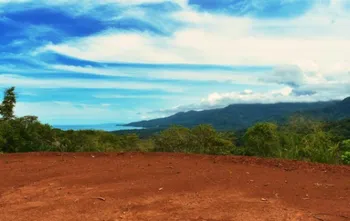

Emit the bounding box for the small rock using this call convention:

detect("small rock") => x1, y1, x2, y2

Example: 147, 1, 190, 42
261, 198, 268, 201
159, 187, 163, 191
93, 197, 106, 201
302, 194, 310, 200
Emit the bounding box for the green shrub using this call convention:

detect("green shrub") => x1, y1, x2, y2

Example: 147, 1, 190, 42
277, 116, 341, 163
153, 124, 235, 154
243, 122, 280, 157
153, 125, 192, 153
340, 140, 350, 152
190, 124, 235, 155
341, 152, 350, 165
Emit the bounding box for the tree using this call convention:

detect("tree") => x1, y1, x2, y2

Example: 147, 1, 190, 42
190, 124, 235, 155
0, 127, 6, 152
244, 122, 280, 157
340, 139, 350, 152
152, 124, 235, 154
0, 87, 16, 121
153, 125, 191, 153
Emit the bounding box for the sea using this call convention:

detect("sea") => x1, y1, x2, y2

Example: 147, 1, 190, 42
53, 123, 142, 132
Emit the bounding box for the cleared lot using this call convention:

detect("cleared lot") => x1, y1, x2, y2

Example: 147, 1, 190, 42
0, 152, 349, 221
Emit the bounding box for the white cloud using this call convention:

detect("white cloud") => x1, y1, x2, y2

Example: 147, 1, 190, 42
2, 0, 350, 122
43, 30, 350, 70
25, 0, 348, 95
205, 86, 347, 106
261, 65, 305, 86
52, 65, 131, 78
203, 87, 294, 106
93, 94, 172, 99
52, 64, 266, 84
0, 0, 186, 7
0, 74, 183, 92
39, 4, 350, 86
6, 0, 350, 70
147, 84, 350, 117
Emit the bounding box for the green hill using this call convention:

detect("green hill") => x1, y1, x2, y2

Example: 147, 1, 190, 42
125, 99, 349, 130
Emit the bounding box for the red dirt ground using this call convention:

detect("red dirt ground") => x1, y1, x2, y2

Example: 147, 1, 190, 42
0, 153, 349, 221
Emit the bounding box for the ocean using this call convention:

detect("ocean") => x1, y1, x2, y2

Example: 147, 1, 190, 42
53, 123, 142, 132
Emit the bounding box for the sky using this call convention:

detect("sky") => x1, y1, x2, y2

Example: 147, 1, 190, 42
0, 0, 349, 125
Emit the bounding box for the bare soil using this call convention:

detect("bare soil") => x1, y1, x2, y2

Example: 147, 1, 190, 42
0, 152, 349, 221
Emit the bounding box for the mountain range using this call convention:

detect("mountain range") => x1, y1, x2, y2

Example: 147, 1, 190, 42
126, 97, 350, 130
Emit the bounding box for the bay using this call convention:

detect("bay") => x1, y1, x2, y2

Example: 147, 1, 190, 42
53, 123, 142, 132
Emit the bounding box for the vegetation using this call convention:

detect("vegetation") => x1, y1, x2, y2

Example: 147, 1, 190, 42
1, 87, 350, 165
0, 87, 140, 153
125, 100, 346, 130
153, 125, 235, 155
0, 86, 16, 121
243, 122, 280, 157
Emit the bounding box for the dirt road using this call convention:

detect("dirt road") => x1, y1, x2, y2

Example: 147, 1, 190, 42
0, 152, 349, 221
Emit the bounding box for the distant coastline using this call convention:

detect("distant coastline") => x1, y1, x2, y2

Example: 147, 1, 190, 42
53, 123, 143, 132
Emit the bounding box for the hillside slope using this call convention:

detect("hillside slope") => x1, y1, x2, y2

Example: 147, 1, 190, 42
304, 96, 350, 120
126, 100, 343, 130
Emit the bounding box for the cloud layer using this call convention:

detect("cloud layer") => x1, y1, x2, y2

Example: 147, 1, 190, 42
0, 0, 349, 124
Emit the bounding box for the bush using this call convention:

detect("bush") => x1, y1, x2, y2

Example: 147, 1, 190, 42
153, 124, 235, 154
190, 124, 235, 155
341, 152, 350, 165
340, 140, 350, 152
0, 118, 143, 153
278, 116, 341, 163
153, 125, 192, 153
243, 122, 280, 157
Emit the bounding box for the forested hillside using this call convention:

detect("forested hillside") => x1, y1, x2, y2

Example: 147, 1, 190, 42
126, 100, 347, 130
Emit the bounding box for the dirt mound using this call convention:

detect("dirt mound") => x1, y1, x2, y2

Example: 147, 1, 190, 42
0, 152, 349, 221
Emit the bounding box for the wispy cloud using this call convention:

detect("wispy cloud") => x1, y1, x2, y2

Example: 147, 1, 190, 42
1, 0, 349, 124
0, 74, 183, 92
51, 64, 269, 84
93, 94, 176, 99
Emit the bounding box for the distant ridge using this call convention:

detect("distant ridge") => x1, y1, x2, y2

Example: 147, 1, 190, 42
303, 96, 350, 120
125, 98, 350, 130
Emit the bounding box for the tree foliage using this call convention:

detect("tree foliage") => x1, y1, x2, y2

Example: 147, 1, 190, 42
341, 151, 350, 165
243, 122, 280, 157
0, 87, 349, 165
153, 124, 236, 155
0, 87, 140, 153
0, 87, 16, 121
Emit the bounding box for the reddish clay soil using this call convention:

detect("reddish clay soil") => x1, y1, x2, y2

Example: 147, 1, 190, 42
0, 153, 349, 221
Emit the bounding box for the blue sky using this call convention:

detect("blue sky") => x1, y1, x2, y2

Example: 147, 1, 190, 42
1, 0, 349, 124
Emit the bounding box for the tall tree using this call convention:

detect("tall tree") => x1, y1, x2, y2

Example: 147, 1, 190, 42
0, 87, 16, 121
244, 122, 280, 157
